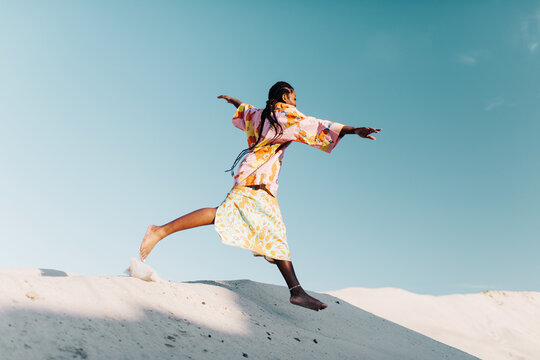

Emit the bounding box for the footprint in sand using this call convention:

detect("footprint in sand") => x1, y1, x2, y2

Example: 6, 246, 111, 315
25, 290, 40, 301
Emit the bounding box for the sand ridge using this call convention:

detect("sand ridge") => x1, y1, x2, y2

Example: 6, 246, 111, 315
327, 287, 540, 360
0, 268, 478, 360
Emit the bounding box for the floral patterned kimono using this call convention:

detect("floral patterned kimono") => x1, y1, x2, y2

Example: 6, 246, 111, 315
214, 102, 344, 262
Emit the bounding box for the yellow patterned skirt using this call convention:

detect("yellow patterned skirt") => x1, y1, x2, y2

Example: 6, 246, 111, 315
214, 186, 290, 262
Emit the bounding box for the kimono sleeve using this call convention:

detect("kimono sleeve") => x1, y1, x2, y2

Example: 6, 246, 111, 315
280, 109, 344, 153
232, 103, 255, 132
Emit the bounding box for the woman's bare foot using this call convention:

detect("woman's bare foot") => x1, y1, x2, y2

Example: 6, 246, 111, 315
140, 225, 163, 261
289, 287, 328, 311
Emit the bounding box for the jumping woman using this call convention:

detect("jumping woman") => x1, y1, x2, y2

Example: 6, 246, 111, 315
140, 81, 381, 311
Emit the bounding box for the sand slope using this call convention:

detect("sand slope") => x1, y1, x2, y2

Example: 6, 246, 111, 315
327, 287, 540, 360
0, 269, 477, 360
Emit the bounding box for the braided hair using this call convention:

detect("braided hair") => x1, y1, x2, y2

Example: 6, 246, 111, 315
260, 81, 294, 139
225, 81, 295, 175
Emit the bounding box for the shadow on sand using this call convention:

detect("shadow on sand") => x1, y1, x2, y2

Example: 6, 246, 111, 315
39, 269, 68, 277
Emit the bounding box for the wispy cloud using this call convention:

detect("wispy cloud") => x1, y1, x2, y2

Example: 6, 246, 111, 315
457, 55, 477, 65
485, 96, 505, 111
522, 12, 540, 53
456, 50, 488, 65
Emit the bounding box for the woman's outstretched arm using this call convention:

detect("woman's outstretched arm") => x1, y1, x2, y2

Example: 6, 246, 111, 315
217, 95, 242, 108
339, 126, 382, 140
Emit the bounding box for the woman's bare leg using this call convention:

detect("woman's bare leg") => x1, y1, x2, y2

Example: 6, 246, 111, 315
274, 260, 328, 311
140, 207, 217, 261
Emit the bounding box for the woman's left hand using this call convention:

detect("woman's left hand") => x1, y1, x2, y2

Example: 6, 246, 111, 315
354, 127, 382, 140
217, 95, 242, 108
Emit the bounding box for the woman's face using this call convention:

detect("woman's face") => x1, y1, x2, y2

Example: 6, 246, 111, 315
282, 90, 296, 106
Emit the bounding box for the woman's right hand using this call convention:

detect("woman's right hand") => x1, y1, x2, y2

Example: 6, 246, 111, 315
354, 127, 382, 140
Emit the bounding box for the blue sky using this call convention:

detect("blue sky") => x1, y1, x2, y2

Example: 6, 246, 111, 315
1, 1, 539, 295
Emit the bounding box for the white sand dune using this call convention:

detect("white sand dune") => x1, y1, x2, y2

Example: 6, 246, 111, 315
327, 287, 540, 360
0, 268, 478, 360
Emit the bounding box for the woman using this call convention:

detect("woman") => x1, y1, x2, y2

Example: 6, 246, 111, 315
140, 81, 381, 311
